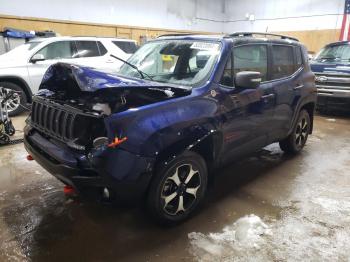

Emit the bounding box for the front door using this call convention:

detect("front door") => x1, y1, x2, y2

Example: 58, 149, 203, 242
218, 44, 276, 163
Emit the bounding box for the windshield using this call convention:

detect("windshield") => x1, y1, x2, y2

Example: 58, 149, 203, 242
118, 40, 221, 86
315, 44, 350, 62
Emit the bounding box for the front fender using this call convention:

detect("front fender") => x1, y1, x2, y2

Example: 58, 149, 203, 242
105, 94, 220, 157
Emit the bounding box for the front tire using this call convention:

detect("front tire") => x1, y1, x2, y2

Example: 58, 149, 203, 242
147, 151, 208, 225
279, 109, 311, 154
0, 82, 28, 116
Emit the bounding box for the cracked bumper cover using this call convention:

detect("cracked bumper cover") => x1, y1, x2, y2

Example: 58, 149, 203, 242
24, 125, 155, 200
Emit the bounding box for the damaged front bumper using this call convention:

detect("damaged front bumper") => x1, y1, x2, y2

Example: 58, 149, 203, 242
24, 125, 155, 201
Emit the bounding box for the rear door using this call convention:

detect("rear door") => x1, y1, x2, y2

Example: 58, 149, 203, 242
219, 43, 275, 163
269, 44, 303, 141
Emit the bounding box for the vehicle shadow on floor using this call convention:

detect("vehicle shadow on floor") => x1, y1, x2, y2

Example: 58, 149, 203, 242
1, 145, 299, 261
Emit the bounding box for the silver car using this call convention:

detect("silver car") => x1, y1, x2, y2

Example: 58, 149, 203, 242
0, 36, 137, 116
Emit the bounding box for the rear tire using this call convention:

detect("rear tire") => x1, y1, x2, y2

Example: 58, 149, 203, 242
147, 151, 208, 225
279, 109, 310, 154
0, 81, 28, 116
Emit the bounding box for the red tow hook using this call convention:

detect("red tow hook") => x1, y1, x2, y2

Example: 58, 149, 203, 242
63, 185, 77, 196
26, 155, 34, 161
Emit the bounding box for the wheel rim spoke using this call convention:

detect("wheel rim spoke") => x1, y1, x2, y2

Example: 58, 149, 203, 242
163, 191, 178, 206
168, 168, 181, 186
185, 186, 200, 198
184, 166, 198, 184
176, 195, 185, 214
302, 119, 307, 130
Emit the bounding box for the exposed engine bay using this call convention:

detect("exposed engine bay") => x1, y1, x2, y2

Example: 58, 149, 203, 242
40, 87, 183, 116
37, 63, 191, 117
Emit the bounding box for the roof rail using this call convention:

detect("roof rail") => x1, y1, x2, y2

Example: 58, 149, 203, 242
157, 33, 199, 38
228, 32, 299, 42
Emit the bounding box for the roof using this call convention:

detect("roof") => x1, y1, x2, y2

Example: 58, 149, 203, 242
156, 34, 225, 41
325, 41, 350, 47
156, 32, 301, 45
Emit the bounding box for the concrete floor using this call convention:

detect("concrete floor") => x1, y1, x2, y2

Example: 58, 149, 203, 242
0, 113, 349, 261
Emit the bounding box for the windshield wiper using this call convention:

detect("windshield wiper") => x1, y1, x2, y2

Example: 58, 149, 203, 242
110, 54, 153, 80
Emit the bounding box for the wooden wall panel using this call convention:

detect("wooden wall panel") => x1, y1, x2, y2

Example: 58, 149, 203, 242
0, 14, 213, 44
273, 29, 341, 53
0, 14, 341, 49
116, 27, 132, 39
131, 29, 148, 43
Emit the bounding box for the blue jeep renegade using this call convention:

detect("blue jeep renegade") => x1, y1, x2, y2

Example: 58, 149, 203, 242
24, 33, 316, 224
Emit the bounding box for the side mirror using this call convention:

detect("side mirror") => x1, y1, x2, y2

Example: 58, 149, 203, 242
30, 53, 45, 63
235, 71, 262, 89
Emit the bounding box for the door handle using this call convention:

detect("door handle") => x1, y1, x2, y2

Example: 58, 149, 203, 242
293, 85, 303, 90
261, 94, 275, 99
261, 93, 275, 104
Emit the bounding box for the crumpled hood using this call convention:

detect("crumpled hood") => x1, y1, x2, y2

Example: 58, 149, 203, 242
311, 61, 350, 75
40, 62, 174, 93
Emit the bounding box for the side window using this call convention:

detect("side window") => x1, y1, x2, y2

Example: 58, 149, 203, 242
233, 45, 268, 81
97, 42, 108, 56
75, 41, 100, 57
35, 41, 74, 60
220, 54, 233, 87
295, 46, 303, 69
112, 41, 138, 54
271, 45, 295, 79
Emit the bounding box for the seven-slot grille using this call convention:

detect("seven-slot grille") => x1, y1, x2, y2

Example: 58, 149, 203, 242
31, 98, 76, 142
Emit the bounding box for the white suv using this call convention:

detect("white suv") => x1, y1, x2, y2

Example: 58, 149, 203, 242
0, 36, 138, 116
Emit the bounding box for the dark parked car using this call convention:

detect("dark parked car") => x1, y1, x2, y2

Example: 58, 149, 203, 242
24, 32, 316, 224
311, 41, 350, 111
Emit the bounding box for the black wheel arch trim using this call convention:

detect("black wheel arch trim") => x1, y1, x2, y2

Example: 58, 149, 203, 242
154, 129, 222, 171
289, 96, 316, 136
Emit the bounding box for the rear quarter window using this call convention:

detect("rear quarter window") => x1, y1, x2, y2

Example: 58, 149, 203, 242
97, 41, 108, 55
295, 46, 303, 69
112, 41, 138, 54
75, 41, 100, 57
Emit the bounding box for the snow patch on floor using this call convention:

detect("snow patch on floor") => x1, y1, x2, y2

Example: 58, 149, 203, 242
189, 207, 350, 261
188, 214, 272, 261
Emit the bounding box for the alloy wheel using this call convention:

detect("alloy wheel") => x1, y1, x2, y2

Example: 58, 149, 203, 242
6, 93, 21, 113
161, 164, 201, 216
295, 116, 308, 148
